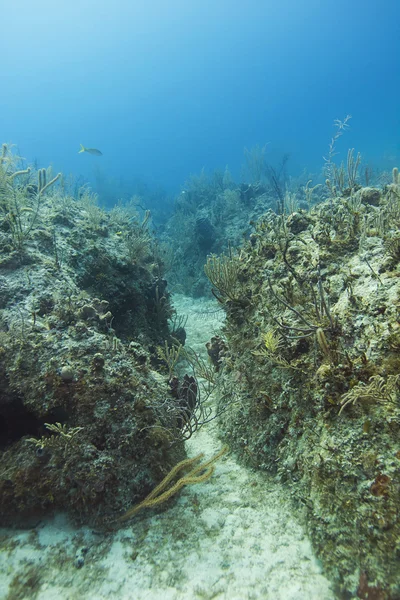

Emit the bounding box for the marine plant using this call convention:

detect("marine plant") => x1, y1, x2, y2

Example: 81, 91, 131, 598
123, 209, 153, 266
157, 340, 183, 378
323, 114, 352, 188
346, 147, 362, 189
265, 271, 335, 340
117, 446, 228, 522
339, 374, 400, 414
25, 422, 84, 454
252, 328, 292, 370
80, 187, 103, 230
204, 249, 243, 304
0, 147, 61, 252
303, 179, 322, 211
182, 344, 219, 385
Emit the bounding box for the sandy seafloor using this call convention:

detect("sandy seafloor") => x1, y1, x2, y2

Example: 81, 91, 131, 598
0, 294, 334, 600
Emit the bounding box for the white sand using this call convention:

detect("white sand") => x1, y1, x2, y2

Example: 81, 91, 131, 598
0, 295, 334, 600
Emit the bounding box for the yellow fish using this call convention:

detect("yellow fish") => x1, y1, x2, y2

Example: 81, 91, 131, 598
78, 144, 103, 156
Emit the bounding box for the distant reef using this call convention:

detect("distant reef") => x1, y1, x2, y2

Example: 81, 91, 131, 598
209, 172, 400, 598
162, 170, 279, 297
0, 144, 190, 525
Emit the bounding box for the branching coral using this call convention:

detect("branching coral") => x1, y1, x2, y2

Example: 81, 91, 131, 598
25, 422, 84, 454
0, 148, 61, 251
204, 251, 242, 303
339, 374, 400, 415
157, 340, 183, 378
118, 446, 228, 522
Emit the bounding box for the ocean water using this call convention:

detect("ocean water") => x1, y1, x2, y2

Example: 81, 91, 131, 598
1, 0, 399, 196
1, 2, 400, 599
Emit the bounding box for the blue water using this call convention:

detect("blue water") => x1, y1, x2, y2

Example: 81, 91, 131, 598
1, 0, 399, 197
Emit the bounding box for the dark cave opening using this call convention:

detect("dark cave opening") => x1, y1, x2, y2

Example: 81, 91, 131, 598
0, 398, 43, 448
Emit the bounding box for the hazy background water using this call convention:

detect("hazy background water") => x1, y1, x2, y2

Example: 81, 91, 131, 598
1, 0, 399, 198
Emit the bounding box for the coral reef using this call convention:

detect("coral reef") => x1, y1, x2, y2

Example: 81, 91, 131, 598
118, 445, 228, 522
212, 176, 400, 597
162, 170, 278, 296
162, 155, 324, 298
0, 146, 189, 525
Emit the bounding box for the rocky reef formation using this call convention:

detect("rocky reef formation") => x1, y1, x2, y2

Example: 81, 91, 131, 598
162, 169, 279, 297
211, 173, 400, 597
0, 145, 187, 525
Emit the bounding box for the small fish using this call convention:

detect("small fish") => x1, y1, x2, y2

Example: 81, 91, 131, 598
78, 144, 103, 156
